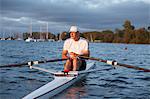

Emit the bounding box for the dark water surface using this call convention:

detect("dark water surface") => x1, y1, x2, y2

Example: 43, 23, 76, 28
0, 41, 150, 99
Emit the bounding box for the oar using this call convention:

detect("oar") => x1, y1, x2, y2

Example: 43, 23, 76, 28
79, 56, 150, 72
0, 58, 68, 68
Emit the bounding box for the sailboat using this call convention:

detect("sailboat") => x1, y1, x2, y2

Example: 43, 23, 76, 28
57, 32, 63, 42
90, 34, 94, 42
25, 21, 36, 42
36, 25, 45, 42
25, 37, 36, 42
1, 29, 6, 40
46, 22, 54, 42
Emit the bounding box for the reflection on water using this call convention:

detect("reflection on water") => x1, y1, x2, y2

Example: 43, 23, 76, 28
54, 79, 87, 99
0, 41, 150, 99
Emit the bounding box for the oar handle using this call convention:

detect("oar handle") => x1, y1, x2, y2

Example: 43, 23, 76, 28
79, 56, 150, 72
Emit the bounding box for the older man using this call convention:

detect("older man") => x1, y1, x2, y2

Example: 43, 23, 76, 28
62, 26, 90, 71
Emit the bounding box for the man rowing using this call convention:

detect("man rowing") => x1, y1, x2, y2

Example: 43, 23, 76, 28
62, 26, 90, 71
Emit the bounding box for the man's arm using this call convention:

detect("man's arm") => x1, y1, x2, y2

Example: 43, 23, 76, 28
69, 50, 90, 59
62, 50, 68, 59
81, 50, 90, 57
80, 40, 90, 57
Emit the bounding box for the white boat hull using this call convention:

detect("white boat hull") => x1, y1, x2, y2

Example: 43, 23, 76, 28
23, 61, 95, 99
25, 37, 36, 42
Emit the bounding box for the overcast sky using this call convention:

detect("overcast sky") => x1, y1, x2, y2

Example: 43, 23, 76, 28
0, 0, 150, 36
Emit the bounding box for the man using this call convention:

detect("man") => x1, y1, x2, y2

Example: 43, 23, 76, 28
62, 26, 90, 71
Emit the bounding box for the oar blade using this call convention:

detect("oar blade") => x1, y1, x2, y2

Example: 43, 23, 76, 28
0, 63, 28, 68
0, 58, 68, 68
117, 63, 150, 72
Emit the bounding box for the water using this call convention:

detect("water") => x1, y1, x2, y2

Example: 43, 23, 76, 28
0, 41, 150, 99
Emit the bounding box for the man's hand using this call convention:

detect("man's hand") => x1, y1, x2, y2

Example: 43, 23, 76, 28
69, 52, 79, 59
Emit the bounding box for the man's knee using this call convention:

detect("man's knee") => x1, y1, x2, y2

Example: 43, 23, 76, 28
64, 59, 72, 70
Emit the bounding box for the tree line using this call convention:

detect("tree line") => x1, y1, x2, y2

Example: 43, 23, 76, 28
23, 20, 150, 44
81, 20, 150, 44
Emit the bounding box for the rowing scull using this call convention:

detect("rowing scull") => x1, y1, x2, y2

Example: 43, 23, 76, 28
23, 61, 95, 99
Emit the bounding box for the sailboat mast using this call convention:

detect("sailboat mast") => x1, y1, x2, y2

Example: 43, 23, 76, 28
40, 25, 42, 39
59, 32, 62, 41
30, 20, 32, 38
2, 29, 5, 40
90, 34, 93, 42
46, 22, 48, 40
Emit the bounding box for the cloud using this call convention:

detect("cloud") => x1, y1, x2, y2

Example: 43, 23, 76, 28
0, 0, 149, 36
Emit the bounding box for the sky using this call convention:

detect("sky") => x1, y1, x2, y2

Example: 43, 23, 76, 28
0, 0, 150, 36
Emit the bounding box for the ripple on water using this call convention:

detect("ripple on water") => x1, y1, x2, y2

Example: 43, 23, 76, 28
0, 41, 150, 99
104, 79, 132, 84
9, 81, 18, 84
15, 76, 29, 80
134, 77, 150, 81
117, 76, 129, 79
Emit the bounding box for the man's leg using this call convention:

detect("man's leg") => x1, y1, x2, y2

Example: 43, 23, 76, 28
79, 60, 86, 71
72, 58, 82, 71
64, 59, 72, 70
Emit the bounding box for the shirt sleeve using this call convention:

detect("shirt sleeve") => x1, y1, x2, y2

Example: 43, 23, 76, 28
83, 40, 89, 50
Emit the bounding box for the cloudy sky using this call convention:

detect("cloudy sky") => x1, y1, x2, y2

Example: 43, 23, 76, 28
0, 0, 150, 36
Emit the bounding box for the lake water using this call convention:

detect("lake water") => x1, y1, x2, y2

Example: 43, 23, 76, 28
0, 40, 150, 99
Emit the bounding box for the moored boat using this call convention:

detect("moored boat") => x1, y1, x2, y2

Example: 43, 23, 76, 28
25, 37, 36, 42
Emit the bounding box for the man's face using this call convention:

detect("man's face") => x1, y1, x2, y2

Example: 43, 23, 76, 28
70, 32, 79, 40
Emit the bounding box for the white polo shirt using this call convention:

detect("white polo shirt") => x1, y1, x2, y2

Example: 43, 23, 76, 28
63, 38, 89, 55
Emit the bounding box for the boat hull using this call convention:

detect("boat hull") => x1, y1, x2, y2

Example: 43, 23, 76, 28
23, 61, 95, 99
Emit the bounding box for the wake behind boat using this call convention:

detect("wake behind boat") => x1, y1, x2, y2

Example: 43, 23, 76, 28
23, 61, 95, 99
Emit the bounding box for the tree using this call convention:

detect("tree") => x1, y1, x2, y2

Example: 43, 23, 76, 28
123, 20, 135, 43
134, 28, 149, 44
60, 31, 69, 40
113, 29, 124, 43
123, 20, 134, 30
101, 30, 114, 43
